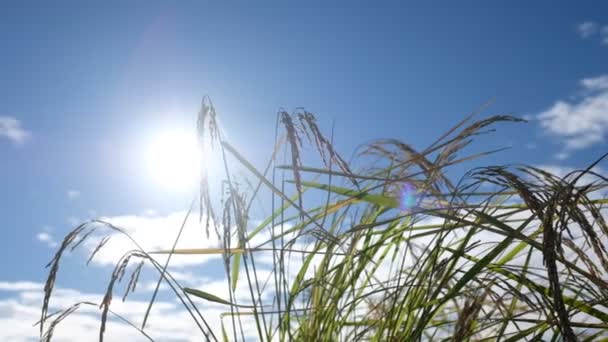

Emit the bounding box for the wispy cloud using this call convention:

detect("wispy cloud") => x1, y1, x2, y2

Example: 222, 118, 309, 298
0, 116, 30, 145
554, 151, 569, 161
36, 232, 58, 248
577, 21, 598, 38
537, 74, 608, 153
0, 281, 43, 291
577, 21, 608, 45
67, 189, 81, 200
36, 226, 58, 248
67, 216, 80, 226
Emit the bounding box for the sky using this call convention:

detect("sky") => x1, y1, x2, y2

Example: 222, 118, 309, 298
1, 2, 608, 341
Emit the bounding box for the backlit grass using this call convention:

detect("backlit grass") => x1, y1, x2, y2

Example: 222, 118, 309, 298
41, 98, 608, 341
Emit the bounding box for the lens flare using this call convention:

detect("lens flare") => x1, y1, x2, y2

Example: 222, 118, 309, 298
398, 182, 418, 211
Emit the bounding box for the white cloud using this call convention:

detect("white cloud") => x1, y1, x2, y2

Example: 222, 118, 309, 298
0, 116, 30, 146
581, 75, 608, 90
36, 232, 58, 248
82, 211, 227, 267
36, 226, 58, 248
39, 210, 293, 334
537, 74, 608, 151
578, 21, 598, 38
533, 164, 605, 188
78, 210, 272, 268
0, 280, 236, 341
67, 190, 80, 200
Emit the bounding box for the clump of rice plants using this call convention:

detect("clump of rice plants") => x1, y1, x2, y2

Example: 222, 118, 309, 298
40, 98, 608, 341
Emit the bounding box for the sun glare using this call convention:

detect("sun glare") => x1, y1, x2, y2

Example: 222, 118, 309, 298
144, 130, 203, 192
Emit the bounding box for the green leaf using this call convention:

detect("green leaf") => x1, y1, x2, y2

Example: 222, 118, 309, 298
297, 180, 399, 208
184, 288, 255, 308
231, 254, 241, 291
221, 321, 229, 342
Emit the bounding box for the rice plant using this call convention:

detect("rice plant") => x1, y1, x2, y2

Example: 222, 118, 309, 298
40, 98, 608, 341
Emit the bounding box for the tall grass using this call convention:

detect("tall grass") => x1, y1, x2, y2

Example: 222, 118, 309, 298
40, 98, 608, 341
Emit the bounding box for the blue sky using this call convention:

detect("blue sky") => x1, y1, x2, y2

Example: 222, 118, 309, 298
1, 2, 608, 340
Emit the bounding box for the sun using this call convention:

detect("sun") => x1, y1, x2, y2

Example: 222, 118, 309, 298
144, 130, 203, 192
